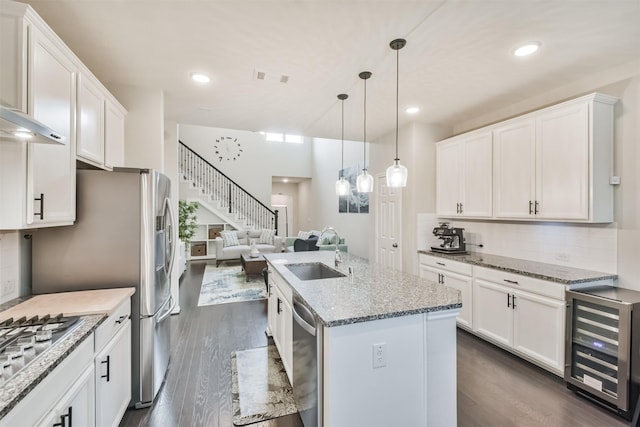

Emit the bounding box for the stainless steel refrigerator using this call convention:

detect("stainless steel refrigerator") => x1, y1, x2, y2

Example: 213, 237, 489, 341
31, 168, 176, 409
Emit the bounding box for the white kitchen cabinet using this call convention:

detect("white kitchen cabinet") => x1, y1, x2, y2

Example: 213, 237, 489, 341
492, 93, 616, 222
104, 96, 126, 169
77, 72, 105, 166
0, 2, 76, 229
0, 4, 27, 111
473, 267, 566, 375
77, 71, 127, 170
436, 130, 493, 218
94, 298, 132, 427
419, 254, 473, 330
37, 364, 95, 427
267, 264, 293, 383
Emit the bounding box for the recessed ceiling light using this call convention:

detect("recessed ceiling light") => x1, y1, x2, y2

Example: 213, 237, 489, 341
514, 42, 541, 57
283, 178, 289, 183
190, 73, 211, 83
405, 106, 421, 114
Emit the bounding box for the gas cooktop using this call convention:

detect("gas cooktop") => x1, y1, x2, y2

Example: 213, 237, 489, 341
0, 314, 83, 385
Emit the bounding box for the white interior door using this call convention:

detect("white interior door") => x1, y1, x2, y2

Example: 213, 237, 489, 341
375, 174, 402, 271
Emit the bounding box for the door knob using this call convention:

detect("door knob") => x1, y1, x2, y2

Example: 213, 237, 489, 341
392, 243, 398, 248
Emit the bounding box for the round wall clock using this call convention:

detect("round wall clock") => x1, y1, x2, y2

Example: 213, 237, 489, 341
214, 136, 243, 162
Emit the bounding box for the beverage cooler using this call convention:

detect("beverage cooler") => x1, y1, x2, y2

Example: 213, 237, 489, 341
565, 286, 640, 422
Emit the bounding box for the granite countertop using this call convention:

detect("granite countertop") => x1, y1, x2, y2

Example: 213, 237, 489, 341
417, 250, 617, 284
0, 314, 104, 418
264, 251, 461, 328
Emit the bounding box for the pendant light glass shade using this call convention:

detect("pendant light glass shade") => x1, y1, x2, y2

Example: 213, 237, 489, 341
335, 94, 351, 196
336, 177, 350, 196
386, 38, 408, 188
356, 71, 374, 193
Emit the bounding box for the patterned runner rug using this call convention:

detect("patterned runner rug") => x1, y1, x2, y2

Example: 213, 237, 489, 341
197, 265, 267, 307
231, 345, 298, 425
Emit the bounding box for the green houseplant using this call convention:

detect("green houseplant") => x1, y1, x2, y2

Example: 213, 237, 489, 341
178, 200, 198, 245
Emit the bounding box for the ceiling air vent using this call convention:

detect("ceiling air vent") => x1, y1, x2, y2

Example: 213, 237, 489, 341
280, 75, 289, 84
254, 70, 266, 80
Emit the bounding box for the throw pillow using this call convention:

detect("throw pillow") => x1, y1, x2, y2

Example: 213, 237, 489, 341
259, 229, 275, 245
297, 231, 311, 240
220, 230, 240, 247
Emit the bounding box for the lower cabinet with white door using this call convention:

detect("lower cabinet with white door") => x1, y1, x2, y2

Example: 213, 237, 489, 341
419, 253, 473, 330
94, 298, 132, 427
473, 266, 566, 375
267, 264, 293, 384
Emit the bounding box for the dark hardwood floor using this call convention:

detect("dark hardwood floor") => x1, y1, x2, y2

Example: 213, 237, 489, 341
120, 260, 631, 427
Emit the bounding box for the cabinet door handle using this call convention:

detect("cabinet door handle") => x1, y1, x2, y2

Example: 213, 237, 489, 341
504, 279, 519, 285
277, 298, 282, 314
512, 295, 517, 309
459, 203, 463, 214
507, 293, 511, 308
53, 407, 72, 427
34, 193, 44, 220
534, 201, 539, 215
529, 201, 533, 215
436, 262, 446, 266
101, 355, 111, 382
115, 315, 128, 324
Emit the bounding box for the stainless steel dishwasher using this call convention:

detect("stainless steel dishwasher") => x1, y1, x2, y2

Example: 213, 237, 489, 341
292, 295, 323, 427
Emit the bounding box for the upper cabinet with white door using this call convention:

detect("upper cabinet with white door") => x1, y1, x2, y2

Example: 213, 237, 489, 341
77, 67, 126, 170
0, 2, 77, 229
494, 93, 617, 222
436, 130, 493, 218
436, 92, 617, 223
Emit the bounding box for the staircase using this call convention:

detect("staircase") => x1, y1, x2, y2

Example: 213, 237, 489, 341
178, 141, 278, 233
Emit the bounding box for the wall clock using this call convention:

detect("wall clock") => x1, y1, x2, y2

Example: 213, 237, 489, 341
214, 136, 243, 162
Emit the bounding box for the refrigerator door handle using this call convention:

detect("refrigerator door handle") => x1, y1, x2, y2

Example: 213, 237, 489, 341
165, 197, 177, 276
158, 296, 176, 323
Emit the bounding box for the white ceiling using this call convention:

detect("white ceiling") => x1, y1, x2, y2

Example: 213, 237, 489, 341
21, 0, 640, 142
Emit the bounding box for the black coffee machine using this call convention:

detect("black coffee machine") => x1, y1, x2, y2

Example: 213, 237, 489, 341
431, 223, 467, 254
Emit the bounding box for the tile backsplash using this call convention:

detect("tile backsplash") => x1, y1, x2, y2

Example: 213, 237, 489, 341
0, 231, 20, 304
418, 214, 617, 274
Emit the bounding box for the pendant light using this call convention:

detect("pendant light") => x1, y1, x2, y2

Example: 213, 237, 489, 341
335, 93, 351, 196
356, 71, 374, 193
386, 38, 408, 188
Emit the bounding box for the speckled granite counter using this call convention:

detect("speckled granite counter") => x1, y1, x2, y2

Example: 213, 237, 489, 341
264, 251, 461, 327
417, 250, 617, 284
0, 314, 104, 418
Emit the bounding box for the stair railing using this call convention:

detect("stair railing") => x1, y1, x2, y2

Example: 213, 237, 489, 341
179, 141, 278, 234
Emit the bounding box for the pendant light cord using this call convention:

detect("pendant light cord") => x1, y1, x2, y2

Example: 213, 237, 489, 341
363, 77, 367, 170
341, 97, 345, 176
395, 46, 399, 161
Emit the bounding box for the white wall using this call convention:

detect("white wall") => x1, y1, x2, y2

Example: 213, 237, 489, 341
369, 122, 450, 274
110, 84, 165, 171
310, 138, 371, 259
164, 119, 180, 314
179, 124, 312, 206
272, 182, 299, 237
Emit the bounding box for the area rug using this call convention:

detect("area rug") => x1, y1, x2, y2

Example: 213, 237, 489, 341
231, 345, 298, 425
197, 265, 267, 307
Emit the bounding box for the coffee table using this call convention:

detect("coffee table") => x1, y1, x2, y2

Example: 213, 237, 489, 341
240, 253, 267, 282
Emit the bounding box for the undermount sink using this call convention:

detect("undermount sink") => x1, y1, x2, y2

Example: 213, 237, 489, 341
285, 262, 346, 281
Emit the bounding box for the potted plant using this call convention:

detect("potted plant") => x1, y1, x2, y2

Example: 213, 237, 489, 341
178, 200, 198, 246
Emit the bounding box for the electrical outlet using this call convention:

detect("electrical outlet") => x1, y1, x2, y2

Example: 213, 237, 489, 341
372, 342, 387, 368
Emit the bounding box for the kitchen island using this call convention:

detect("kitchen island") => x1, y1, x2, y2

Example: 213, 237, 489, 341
264, 251, 461, 427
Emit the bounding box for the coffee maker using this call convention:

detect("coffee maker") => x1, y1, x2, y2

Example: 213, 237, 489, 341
431, 223, 467, 254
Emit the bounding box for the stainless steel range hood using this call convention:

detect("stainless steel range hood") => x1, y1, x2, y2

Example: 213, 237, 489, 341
0, 105, 66, 145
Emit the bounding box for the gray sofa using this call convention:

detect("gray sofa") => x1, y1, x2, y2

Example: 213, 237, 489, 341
213, 229, 283, 266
